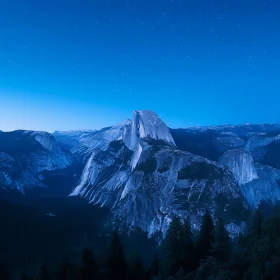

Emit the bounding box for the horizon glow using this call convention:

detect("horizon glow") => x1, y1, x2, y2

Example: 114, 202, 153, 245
1, 0, 280, 132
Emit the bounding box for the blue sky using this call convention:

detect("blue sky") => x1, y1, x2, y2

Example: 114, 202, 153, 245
1, 0, 280, 132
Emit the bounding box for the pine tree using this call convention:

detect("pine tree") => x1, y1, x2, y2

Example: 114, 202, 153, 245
250, 237, 270, 280
195, 210, 215, 261
80, 248, 98, 280
229, 235, 248, 280
131, 254, 145, 280
0, 264, 10, 280
163, 216, 183, 276
194, 256, 217, 280
107, 231, 127, 280
212, 217, 232, 263
247, 205, 268, 280
57, 257, 75, 280
248, 204, 263, 242
146, 253, 159, 280
268, 203, 280, 239
38, 264, 50, 280
21, 273, 29, 280
263, 204, 280, 279
179, 218, 194, 272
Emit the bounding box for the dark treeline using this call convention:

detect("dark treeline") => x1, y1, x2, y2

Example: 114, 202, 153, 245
2, 203, 280, 279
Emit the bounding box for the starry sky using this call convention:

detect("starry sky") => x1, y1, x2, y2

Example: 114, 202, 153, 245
1, 0, 280, 132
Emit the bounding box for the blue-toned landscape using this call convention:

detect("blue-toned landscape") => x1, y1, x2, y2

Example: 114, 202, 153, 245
1, 1, 280, 279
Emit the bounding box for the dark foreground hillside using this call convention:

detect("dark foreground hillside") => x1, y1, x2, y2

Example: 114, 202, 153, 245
1, 200, 280, 280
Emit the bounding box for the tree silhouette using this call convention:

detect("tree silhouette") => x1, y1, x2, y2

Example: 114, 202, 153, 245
195, 210, 215, 261
131, 254, 145, 280
179, 218, 195, 272
38, 264, 50, 280
107, 231, 127, 280
163, 216, 183, 276
80, 248, 98, 280
212, 217, 232, 263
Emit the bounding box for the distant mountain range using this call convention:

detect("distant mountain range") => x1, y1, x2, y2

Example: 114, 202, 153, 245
1, 110, 280, 236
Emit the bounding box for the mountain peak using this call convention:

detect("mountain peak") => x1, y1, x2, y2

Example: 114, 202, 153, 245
131, 110, 175, 145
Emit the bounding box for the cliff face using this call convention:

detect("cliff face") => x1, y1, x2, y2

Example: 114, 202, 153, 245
69, 111, 246, 236
219, 149, 258, 185
71, 139, 244, 236
0, 130, 72, 192
3, 112, 280, 237
240, 164, 280, 207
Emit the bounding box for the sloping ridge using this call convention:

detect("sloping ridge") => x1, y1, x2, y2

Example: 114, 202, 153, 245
0, 130, 72, 192
70, 110, 245, 236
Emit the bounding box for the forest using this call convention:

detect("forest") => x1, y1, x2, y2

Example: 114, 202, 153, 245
1, 197, 280, 280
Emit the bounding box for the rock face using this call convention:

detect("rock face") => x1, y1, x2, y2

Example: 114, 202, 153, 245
129, 110, 175, 146
124, 110, 176, 169
70, 110, 177, 200
0, 130, 72, 192
68, 110, 175, 166
241, 164, 280, 207
173, 124, 280, 208
71, 139, 243, 236
53, 130, 95, 152
2, 111, 280, 236
219, 149, 258, 185
70, 111, 246, 236
213, 134, 245, 152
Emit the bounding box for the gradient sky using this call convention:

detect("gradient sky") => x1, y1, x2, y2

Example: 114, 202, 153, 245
1, 0, 280, 132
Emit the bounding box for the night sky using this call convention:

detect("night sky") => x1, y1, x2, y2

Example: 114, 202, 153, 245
1, 0, 280, 132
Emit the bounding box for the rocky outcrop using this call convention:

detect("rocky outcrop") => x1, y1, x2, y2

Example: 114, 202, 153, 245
70, 111, 245, 236
0, 130, 72, 192
219, 149, 258, 185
